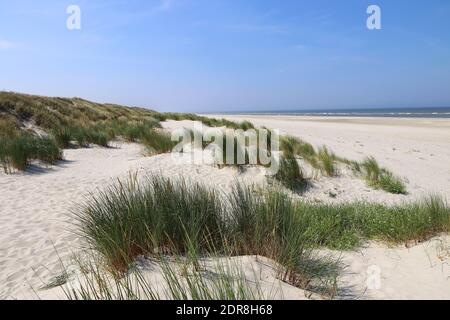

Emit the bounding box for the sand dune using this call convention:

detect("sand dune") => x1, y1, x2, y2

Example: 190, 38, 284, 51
210, 115, 450, 202
1, 118, 449, 299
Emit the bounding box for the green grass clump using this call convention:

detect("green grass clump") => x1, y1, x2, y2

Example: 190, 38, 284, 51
0, 116, 20, 137
74, 175, 450, 298
85, 129, 109, 147
141, 130, 177, 154
30, 137, 63, 164
279, 136, 337, 177
361, 157, 407, 194
71, 127, 89, 147
228, 186, 338, 292
1, 135, 30, 171
52, 127, 73, 148
0, 133, 62, 173
294, 196, 450, 249
76, 175, 338, 296
278, 137, 406, 195
280, 136, 316, 159
317, 146, 337, 176
75, 175, 225, 272
52, 126, 111, 148
121, 123, 147, 142
274, 155, 306, 191
378, 171, 407, 194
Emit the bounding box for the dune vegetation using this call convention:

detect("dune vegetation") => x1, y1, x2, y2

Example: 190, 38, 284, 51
0, 92, 252, 172
3, 91, 446, 300
67, 174, 449, 300
0, 91, 406, 195
279, 135, 407, 194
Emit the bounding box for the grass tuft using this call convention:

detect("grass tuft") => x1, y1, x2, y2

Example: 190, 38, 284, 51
361, 157, 407, 194
0, 133, 62, 173
274, 154, 306, 191
72, 174, 450, 299
317, 146, 337, 176
142, 129, 177, 154
75, 175, 339, 296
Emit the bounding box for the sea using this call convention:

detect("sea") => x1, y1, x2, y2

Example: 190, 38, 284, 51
216, 107, 450, 119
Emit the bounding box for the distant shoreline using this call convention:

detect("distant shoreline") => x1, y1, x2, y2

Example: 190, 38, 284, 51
202, 107, 450, 119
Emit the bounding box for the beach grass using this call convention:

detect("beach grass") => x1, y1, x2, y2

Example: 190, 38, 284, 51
280, 135, 316, 159
0, 133, 63, 173
280, 136, 337, 177
141, 129, 178, 154
279, 135, 407, 194
60, 250, 274, 300
361, 157, 407, 194
74, 174, 226, 273
0, 91, 409, 195
74, 174, 450, 298
74, 175, 339, 296
274, 154, 306, 190
317, 146, 337, 176
52, 127, 73, 148
293, 195, 449, 249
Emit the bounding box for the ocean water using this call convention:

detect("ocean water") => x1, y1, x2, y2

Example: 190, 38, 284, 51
223, 107, 450, 119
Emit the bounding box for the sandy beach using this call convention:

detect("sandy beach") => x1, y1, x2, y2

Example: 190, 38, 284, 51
209, 115, 450, 202
1, 116, 450, 300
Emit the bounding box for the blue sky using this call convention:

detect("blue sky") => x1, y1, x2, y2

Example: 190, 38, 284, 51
1, 0, 450, 112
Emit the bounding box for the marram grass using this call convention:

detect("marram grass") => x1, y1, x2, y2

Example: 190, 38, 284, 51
74, 175, 339, 296
73, 174, 450, 299
361, 157, 407, 195
0, 133, 62, 173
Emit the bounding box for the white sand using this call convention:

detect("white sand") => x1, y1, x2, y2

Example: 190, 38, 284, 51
333, 236, 450, 300
0, 118, 449, 300
208, 115, 450, 203
0, 139, 266, 299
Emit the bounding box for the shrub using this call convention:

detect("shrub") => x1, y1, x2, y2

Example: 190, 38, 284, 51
0, 116, 20, 138
15, 104, 34, 120
34, 110, 63, 129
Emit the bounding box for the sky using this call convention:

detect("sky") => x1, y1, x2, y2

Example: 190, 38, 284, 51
1, 0, 450, 112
